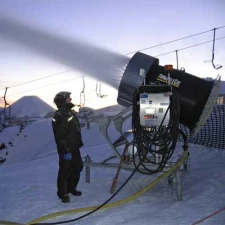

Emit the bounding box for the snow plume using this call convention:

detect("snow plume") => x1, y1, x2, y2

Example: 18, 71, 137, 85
0, 16, 130, 90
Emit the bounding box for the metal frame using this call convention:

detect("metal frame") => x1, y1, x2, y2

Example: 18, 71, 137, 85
86, 106, 189, 168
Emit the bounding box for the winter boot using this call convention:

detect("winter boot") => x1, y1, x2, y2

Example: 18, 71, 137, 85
69, 189, 82, 196
57, 193, 70, 203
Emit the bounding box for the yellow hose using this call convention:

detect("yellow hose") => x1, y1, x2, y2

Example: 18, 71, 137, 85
26, 151, 188, 224
0, 221, 24, 225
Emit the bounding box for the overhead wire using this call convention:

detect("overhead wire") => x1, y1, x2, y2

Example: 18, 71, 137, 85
0, 69, 73, 92
125, 25, 225, 55
5, 75, 83, 97
155, 36, 225, 57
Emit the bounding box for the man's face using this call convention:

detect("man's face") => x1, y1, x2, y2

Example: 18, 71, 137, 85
66, 95, 72, 103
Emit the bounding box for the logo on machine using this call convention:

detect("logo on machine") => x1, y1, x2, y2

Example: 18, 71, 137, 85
157, 74, 181, 88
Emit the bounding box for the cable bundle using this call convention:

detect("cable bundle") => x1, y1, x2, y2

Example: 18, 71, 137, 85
132, 87, 180, 174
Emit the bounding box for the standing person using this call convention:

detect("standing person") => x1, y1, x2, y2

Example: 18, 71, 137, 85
52, 91, 84, 203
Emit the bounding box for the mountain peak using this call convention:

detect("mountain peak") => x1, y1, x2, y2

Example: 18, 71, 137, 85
9, 95, 55, 118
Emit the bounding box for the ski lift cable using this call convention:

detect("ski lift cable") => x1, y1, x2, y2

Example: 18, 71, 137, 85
125, 25, 225, 55
155, 36, 225, 57
0, 75, 84, 98
0, 69, 73, 92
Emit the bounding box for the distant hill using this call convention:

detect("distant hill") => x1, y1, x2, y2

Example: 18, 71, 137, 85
9, 96, 55, 118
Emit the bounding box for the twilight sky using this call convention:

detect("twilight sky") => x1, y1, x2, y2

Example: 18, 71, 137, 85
0, 0, 224, 109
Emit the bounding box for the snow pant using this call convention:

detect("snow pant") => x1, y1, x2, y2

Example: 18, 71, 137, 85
57, 150, 83, 196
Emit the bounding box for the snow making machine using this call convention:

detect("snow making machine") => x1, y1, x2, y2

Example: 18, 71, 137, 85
85, 52, 220, 200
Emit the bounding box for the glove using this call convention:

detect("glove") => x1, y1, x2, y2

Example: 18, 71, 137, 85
63, 152, 72, 161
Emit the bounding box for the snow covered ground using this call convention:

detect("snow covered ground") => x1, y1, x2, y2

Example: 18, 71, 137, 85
0, 118, 225, 225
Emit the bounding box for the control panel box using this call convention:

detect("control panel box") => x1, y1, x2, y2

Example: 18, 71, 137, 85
140, 92, 170, 127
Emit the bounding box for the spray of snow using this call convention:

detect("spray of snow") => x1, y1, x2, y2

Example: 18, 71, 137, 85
0, 16, 130, 90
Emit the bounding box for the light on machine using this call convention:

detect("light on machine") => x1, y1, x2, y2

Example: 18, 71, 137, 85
164, 64, 173, 71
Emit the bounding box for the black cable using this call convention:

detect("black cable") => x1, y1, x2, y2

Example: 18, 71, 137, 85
4, 75, 83, 98
0, 69, 72, 92
155, 36, 225, 57
131, 86, 180, 174
125, 26, 225, 55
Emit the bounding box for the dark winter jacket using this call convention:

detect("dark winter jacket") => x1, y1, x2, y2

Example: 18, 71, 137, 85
52, 103, 83, 154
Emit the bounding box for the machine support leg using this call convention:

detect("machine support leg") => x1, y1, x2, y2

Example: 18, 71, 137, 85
110, 142, 128, 193
85, 154, 91, 183
175, 169, 182, 201
183, 152, 190, 172
168, 172, 174, 185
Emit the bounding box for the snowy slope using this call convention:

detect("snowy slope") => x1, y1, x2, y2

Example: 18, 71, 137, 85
0, 119, 225, 225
